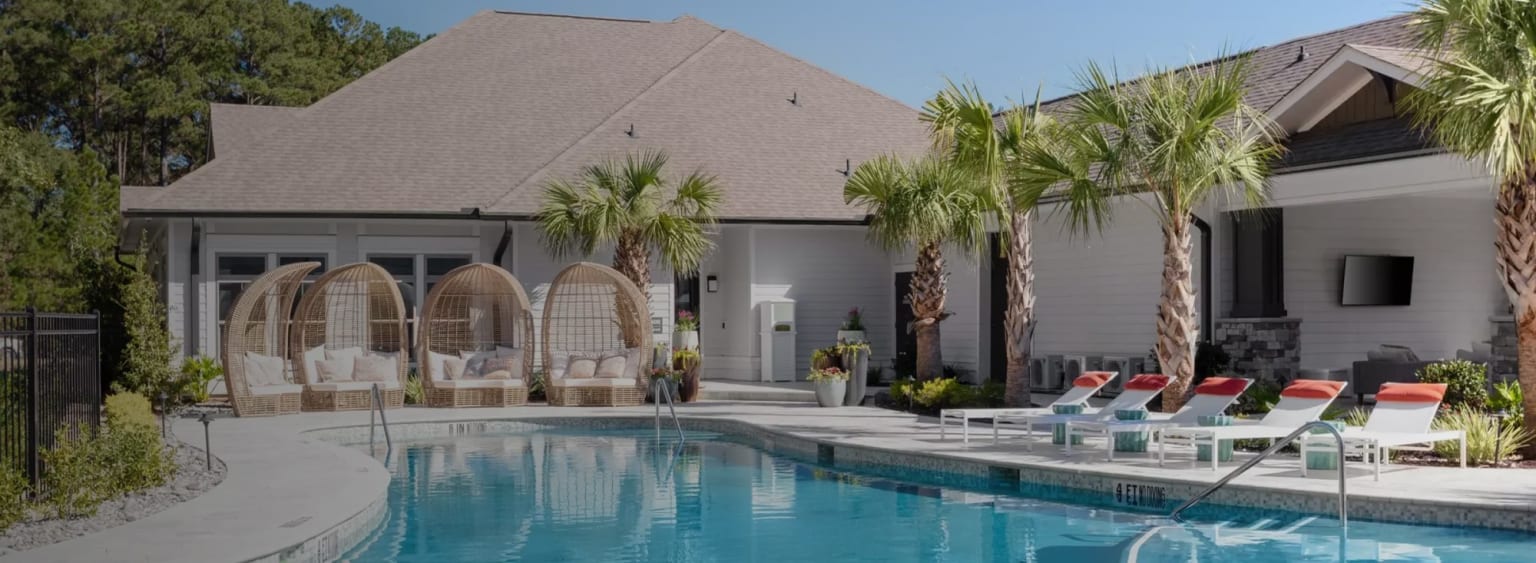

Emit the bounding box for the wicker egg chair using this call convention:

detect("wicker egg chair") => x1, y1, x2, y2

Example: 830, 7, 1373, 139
291, 262, 408, 411
221, 261, 320, 416
418, 263, 534, 407
541, 262, 652, 406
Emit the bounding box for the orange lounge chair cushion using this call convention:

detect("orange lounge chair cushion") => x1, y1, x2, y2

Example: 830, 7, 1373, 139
1124, 374, 1170, 391
1073, 371, 1114, 388
1280, 379, 1345, 399
1194, 376, 1249, 396
1376, 382, 1447, 403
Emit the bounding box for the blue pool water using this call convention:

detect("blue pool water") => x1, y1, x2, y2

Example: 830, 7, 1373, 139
339, 428, 1534, 562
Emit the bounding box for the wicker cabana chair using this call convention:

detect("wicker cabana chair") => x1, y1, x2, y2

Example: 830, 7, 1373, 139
542, 262, 652, 406
292, 262, 408, 411
221, 261, 320, 416
419, 263, 534, 407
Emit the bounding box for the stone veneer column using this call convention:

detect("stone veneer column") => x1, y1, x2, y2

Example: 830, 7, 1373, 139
1214, 317, 1302, 382
1490, 316, 1517, 382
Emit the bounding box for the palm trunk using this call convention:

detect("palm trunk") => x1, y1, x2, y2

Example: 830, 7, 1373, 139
613, 229, 651, 300
1004, 211, 1036, 407
911, 241, 948, 381
1493, 177, 1536, 457
1157, 215, 1198, 411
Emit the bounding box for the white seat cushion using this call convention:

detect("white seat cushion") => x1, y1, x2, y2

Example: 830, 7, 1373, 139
308, 380, 401, 392
250, 384, 304, 396
552, 377, 637, 388
243, 352, 287, 387
435, 379, 525, 389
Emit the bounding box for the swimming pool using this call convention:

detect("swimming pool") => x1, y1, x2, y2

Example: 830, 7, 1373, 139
338, 427, 1533, 562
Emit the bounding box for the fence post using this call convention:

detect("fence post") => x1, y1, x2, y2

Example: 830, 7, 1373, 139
23, 307, 38, 488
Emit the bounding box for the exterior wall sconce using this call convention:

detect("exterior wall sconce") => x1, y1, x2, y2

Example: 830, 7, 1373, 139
706, 275, 719, 293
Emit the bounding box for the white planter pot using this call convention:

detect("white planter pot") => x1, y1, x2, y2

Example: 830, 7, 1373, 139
813, 380, 846, 407
673, 330, 699, 351
836, 330, 867, 344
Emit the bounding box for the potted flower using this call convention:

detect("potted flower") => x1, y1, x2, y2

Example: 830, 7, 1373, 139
836, 307, 866, 344
674, 310, 699, 351
651, 367, 681, 402
835, 341, 871, 406
808, 366, 848, 407
673, 349, 703, 402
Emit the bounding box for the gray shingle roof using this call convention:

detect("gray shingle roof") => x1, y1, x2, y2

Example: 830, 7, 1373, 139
127, 11, 929, 221
209, 103, 302, 158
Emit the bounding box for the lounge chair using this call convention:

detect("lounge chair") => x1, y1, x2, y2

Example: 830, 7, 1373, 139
992, 374, 1170, 446
1064, 376, 1252, 461
1158, 379, 1347, 470
1299, 382, 1465, 480
938, 371, 1118, 443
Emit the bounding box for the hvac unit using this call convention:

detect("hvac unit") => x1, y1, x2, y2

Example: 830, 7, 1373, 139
1086, 355, 1104, 372
1061, 355, 1088, 392
1099, 356, 1129, 396
1044, 355, 1065, 392
1028, 357, 1053, 393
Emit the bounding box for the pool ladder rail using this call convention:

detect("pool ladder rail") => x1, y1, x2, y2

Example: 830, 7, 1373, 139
654, 379, 684, 441
369, 382, 393, 460
1170, 420, 1348, 528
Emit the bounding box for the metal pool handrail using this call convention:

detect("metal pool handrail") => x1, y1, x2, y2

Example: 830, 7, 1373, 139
1170, 420, 1347, 528
653, 379, 684, 440
369, 382, 392, 456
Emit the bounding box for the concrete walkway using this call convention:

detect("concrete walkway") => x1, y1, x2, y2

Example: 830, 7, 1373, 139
9, 401, 1536, 562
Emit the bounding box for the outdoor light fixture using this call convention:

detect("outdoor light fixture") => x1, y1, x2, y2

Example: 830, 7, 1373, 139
706, 275, 718, 293
199, 413, 213, 470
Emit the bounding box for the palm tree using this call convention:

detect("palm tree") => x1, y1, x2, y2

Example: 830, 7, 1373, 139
845, 154, 991, 381
1408, 0, 1536, 453
921, 81, 1050, 406
1026, 58, 1282, 411
536, 150, 722, 297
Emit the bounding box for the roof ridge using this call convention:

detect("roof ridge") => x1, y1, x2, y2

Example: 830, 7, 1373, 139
484, 27, 732, 211
490, 10, 651, 24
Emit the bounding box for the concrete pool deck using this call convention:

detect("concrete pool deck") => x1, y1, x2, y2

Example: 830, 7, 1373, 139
9, 401, 1536, 562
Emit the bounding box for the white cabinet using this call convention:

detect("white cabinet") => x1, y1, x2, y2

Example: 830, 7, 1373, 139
759, 299, 796, 382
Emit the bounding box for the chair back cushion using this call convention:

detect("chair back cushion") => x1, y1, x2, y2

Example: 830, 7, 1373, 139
1074, 371, 1114, 388
1194, 377, 1250, 396
1279, 379, 1345, 399
1124, 374, 1169, 391
1375, 383, 1446, 403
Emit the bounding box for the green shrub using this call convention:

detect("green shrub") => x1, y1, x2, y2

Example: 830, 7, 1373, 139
0, 464, 29, 531
912, 378, 975, 410
41, 425, 112, 518
119, 254, 178, 399
1416, 360, 1488, 410
175, 356, 223, 403
1340, 407, 1371, 428
100, 421, 173, 493
105, 392, 156, 430
528, 370, 546, 401
403, 370, 424, 405
1433, 407, 1532, 465
1233, 381, 1280, 415
1488, 380, 1523, 415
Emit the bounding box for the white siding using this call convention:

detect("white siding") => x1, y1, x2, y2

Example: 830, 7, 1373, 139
753, 227, 894, 379
1284, 194, 1502, 369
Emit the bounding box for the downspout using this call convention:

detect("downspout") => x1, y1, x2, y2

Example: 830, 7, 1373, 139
1191, 214, 1212, 343
492, 219, 512, 268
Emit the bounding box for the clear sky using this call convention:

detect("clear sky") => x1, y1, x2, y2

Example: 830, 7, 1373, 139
338, 0, 1414, 107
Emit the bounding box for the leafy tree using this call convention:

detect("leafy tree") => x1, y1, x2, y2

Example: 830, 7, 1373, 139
0, 126, 116, 311
922, 80, 1052, 405
536, 150, 723, 297
117, 249, 177, 398
1026, 58, 1282, 411
0, 0, 427, 186
844, 154, 991, 381
1408, 0, 1536, 454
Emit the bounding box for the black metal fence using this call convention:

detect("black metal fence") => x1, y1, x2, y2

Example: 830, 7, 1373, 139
0, 309, 102, 486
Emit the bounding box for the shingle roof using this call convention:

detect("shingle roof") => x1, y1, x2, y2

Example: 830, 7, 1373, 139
208, 103, 301, 158
1277, 116, 1434, 170
119, 186, 162, 212
127, 11, 929, 221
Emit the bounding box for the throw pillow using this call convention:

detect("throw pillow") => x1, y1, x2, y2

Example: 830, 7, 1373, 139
352, 354, 395, 382
567, 355, 599, 379
443, 357, 469, 380
496, 345, 520, 358
325, 347, 364, 380
427, 350, 454, 382
595, 352, 627, 379
315, 359, 352, 383
244, 352, 286, 387
482, 357, 517, 380
303, 345, 327, 384
459, 350, 495, 379
547, 350, 572, 380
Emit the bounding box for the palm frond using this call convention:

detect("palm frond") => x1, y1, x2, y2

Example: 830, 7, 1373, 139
844, 153, 989, 258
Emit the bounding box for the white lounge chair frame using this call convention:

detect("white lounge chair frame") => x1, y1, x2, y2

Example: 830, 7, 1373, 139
1158, 382, 1347, 470
1298, 384, 1466, 481
992, 381, 1167, 446
938, 371, 1119, 443
1065, 378, 1253, 461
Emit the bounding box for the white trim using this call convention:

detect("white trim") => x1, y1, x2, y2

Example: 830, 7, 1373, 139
201, 234, 339, 356
1268, 45, 1428, 133
356, 235, 481, 258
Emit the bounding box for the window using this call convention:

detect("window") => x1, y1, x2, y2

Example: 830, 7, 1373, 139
215, 253, 328, 331
367, 254, 472, 350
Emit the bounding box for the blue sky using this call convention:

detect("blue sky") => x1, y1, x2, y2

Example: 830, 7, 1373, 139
339, 0, 1412, 107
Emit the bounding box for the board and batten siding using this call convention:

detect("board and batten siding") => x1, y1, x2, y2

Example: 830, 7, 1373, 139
753, 227, 894, 379
1284, 194, 1502, 370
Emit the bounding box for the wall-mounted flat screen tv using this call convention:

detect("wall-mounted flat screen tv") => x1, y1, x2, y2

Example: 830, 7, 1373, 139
1340, 255, 1414, 306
